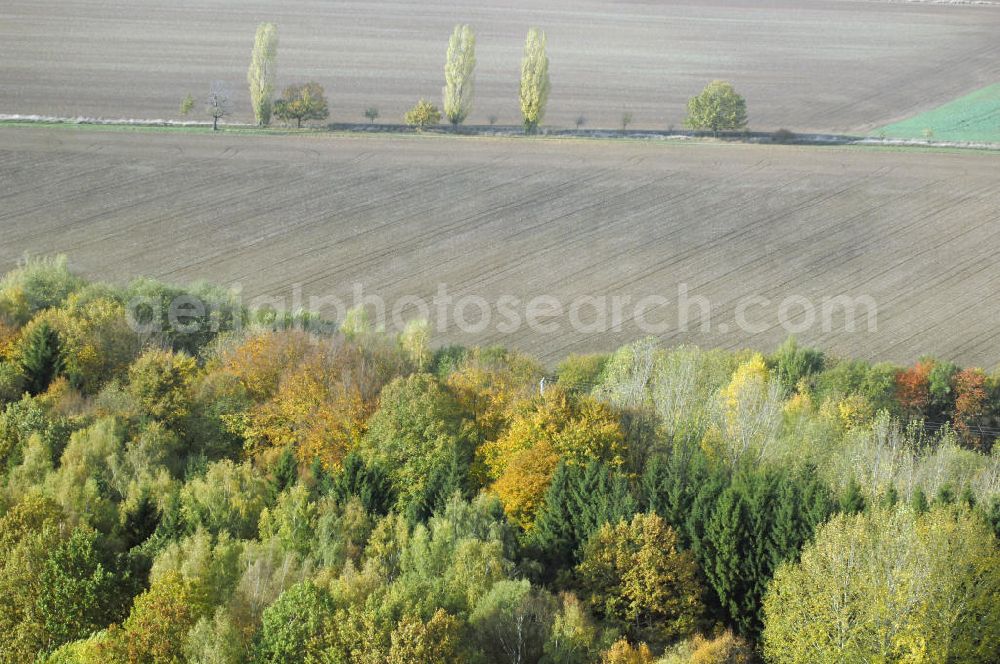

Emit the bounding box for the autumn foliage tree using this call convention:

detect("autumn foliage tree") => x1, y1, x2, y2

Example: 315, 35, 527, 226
896, 360, 932, 420
248, 23, 278, 126
404, 99, 442, 129
442, 24, 476, 125
482, 388, 625, 529
274, 82, 330, 128
576, 512, 704, 648
763, 506, 1000, 663
388, 608, 463, 664
102, 570, 199, 663
519, 27, 550, 133
953, 367, 988, 449
220, 334, 377, 469
127, 348, 197, 425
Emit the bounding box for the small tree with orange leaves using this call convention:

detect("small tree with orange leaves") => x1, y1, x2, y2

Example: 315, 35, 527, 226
896, 360, 932, 420
953, 367, 988, 450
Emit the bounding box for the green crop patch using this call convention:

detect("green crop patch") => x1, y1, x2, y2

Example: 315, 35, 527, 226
875, 84, 1000, 143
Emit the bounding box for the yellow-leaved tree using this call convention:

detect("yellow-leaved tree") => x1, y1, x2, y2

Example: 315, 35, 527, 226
220, 332, 371, 469
481, 388, 625, 528
762, 505, 1000, 663
704, 353, 783, 466
247, 23, 278, 126
577, 512, 705, 649
443, 25, 476, 126
519, 28, 550, 133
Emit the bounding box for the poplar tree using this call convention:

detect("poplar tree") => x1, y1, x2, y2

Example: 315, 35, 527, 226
443, 25, 476, 126
248, 23, 278, 126
519, 28, 550, 133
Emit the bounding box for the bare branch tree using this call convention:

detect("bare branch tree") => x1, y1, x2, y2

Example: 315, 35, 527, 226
206, 81, 232, 131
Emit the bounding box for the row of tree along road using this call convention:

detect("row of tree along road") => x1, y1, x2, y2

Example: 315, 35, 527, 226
185, 22, 747, 134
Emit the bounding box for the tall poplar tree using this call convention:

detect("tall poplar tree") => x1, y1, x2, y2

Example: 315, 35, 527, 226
247, 23, 278, 126
519, 28, 550, 133
443, 25, 476, 126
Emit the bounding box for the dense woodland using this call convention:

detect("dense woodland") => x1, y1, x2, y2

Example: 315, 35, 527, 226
0, 257, 997, 663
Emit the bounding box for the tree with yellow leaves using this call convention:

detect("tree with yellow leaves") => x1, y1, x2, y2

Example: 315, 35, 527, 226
601, 639, 655, 664
388, 609, 463, 664
482, 388, 625, 528
707, 354, 783, 466
489, 438, 560, 530
215, 330, 314, 403
127, 348, 198, 425
398, 319, 431, 371
247, 23, 278, 126
443, 25, 476, 126
445, 348, 539, 452
577, 512, 705, 648
762, 505, 1000, 663
519, 28, 550, 133
230, 342, 369, 469
25, 293, 139, 394
481, 388, 625, 480
273, 81, 329, 128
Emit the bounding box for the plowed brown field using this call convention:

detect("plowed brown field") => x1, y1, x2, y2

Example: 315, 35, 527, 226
2, 125, 998, 365
2, 0, 999, 132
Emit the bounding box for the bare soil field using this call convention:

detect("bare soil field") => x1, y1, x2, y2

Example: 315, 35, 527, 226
1, 125, 998, 366
1, 0, 998, 133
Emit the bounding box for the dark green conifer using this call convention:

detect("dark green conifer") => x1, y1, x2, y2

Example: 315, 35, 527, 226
19, 321, 63, 395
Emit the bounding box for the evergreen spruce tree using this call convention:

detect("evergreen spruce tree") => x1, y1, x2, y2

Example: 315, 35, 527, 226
272, 447, 298, 496
310, 457, 335, 497
839, 478, 866, 514
935, 483, 956, 506
799, 470, 835, 536
330, 452, 395, 516
696, 468, 828, 639
20, 321, 63, 394
529, 461, 577, 580
640, 444, 709, 541
880, 484, 899, 508
910, 486, 930, 514
121, 491, 161, 551
530, 461, 637, 581
145, 490, 189, 556
684, 468, 729, 563
704, 483, 757, 635
768, 477, 801, 570
570, 461, 637, 552
958, 485, 976, 509
405, 442, 472, 524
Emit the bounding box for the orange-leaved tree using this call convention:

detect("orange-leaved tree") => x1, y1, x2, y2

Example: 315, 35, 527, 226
482, 388, 625, 529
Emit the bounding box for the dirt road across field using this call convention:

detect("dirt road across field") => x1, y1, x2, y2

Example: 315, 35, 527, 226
2, 125, 998, 365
